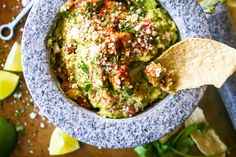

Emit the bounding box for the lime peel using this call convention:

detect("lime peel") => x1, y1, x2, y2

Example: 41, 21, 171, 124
0, 70, 19, 100
0, 117, 17, 157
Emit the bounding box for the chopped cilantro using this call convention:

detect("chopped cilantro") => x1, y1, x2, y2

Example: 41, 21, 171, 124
84, 83, 92, 92
101, 18, 110, 27
0, 48, 3, 54
135, 144, 158, 157
15, 109, 25, 117
94, 0, 103, 12
87, 5, 93, 12
27, 101, 34, 106
15, 123, 24, 132
60, 10, 71, 18
87, 12, 92, 18
120, 22, 135, 33
78, 61, 89, 74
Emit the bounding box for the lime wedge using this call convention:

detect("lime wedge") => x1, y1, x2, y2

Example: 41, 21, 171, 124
49, 128, 80, 155
0, 117, 17, 157
0, 70, 19, 100
4, 42, 23, 72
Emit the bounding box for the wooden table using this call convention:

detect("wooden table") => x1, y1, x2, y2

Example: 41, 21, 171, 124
0, 0, 235, 157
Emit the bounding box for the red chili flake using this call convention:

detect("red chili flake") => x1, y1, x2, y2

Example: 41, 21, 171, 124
117, 65, 129, 78
101, 95, 117, 105
65, 47, 76, 54
126, 106, 136, 117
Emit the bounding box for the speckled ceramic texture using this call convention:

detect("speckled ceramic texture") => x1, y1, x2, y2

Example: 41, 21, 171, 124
22, 0, 211, 148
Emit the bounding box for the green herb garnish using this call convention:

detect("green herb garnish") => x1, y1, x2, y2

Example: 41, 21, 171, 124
15, 109, 25, 117
78, 61, 89, 74
27, 101, 34, 106
15, 123, 24, 132
84, 83, 92, 92
135, 122, 236, 157
101, 18, 110, 27
120, 22, 136, 33
0, 48, 3, 54
134, 123, 214, 157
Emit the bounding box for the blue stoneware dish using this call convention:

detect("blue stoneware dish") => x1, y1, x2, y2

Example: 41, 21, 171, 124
22, 0, 211, 148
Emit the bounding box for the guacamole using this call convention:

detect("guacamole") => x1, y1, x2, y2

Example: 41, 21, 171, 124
48, 0, 177, 118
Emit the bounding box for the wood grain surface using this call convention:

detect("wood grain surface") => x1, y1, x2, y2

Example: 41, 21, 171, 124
0, 0, 235, 157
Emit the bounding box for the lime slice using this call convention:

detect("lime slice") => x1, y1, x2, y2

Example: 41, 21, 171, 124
4, 42, 23, 72
0, 117, 17, 157
49, 128, 80, 155
0, 70, 19, 100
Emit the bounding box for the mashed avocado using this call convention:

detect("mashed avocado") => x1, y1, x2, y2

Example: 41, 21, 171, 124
48, 0, 177, 118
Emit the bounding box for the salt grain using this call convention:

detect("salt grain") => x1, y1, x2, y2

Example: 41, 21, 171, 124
29, 112, 37, 119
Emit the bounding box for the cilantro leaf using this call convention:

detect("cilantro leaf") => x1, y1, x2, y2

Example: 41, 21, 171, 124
120, 22, 135, 33
170, 122, 208, 146
78, 61, 89, 74
134, 122, 210, 157
134, 144, 158, 157
176, 136, 195, 154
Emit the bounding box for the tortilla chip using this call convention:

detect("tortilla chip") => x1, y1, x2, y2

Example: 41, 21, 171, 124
185, 107, 227, 157
155, 38, 236, 91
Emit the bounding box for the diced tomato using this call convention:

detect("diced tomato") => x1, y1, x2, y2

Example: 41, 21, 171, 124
126, 106, 136, 117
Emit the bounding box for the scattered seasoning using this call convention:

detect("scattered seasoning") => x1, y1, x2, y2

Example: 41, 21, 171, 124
13, 91, 23, 99
27, 101, 34, 106
40, 122, 45, 128
41, 117, 46, 121
15, 123, 24, 132
29, 112, 37, 119
15, 109, 25, 116
27, 139, 31, 143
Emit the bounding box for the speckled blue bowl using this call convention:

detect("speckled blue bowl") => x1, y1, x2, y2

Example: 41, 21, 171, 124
22, 0, 211, 148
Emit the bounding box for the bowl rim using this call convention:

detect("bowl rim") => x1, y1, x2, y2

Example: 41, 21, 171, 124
22, 0, 211, 148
